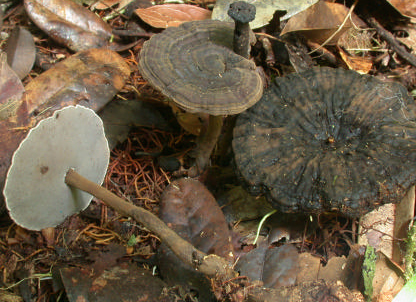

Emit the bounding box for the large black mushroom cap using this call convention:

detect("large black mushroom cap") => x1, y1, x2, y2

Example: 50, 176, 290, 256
233, 67, 416, 217
138, 20, 263, 116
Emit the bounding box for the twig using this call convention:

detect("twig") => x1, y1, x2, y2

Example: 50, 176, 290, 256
366, 17, 416, 67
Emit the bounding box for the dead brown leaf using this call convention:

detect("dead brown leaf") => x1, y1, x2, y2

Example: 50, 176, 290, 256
24, 0, 113, 51
159, 178, 232, 259
281, 1, 364, 45
22, 48, 130, 118
135, 4, 212, 28
158, 178, 232, 300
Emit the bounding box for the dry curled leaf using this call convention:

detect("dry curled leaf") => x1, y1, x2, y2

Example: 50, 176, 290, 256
135, 4, 211, 28
24, 0, 113, 52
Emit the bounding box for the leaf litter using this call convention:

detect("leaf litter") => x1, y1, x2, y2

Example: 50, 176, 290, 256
1, 0, 416, 301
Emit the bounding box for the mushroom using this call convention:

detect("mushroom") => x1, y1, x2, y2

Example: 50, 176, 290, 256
4, 105, 110, 230
138, 20, 263, 176
228, 1, 256, 58
3, 105, 233, 278
233, 67, 416, 217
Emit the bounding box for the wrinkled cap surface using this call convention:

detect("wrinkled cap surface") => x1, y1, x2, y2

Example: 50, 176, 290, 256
233, 67, 416, 217
138, 20, 263, 116
228, 1, 256, 23
3, 105, 109, 230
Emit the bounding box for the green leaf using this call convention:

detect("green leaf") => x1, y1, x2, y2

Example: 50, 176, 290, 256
363, 245, 377, 301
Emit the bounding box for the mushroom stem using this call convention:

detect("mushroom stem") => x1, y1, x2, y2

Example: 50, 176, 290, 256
228, 1, 256, 59
64, 168, 234, 278
189, 115, 224, 177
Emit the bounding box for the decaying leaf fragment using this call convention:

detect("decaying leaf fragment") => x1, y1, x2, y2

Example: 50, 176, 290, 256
24, 0, 113, 52
22, 48, 130, 118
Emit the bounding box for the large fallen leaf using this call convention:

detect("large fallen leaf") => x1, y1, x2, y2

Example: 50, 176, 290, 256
159, 178, 232, 258
281, 1, 362, 45
135, 4, 211, 28
5, 27, 36, 80
22, 48, 130, 118
212, 0, 319, 29
158, 178, 233, 300
24, 0, 113, 52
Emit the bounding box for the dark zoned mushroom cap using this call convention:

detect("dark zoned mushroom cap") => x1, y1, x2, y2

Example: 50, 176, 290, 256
138, 20, 263, 116
233, 67, 416, 217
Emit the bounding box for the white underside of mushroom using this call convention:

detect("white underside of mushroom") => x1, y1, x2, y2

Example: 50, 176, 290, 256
3, 105, 110, 231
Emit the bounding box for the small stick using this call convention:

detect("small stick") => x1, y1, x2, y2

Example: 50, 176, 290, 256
366, 17, 416, 67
